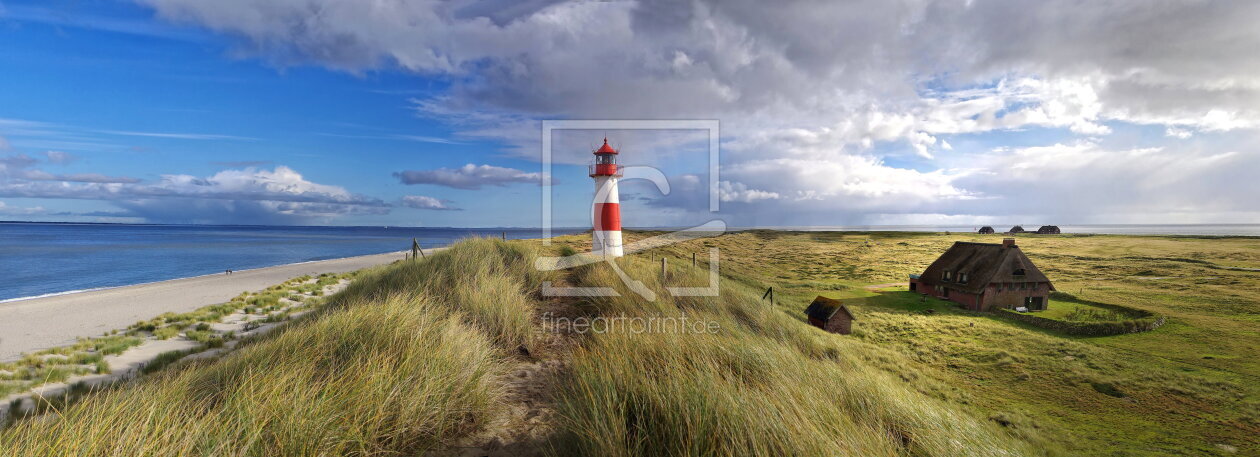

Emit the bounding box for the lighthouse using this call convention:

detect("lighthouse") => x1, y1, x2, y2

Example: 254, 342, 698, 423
589, 137, 624, 257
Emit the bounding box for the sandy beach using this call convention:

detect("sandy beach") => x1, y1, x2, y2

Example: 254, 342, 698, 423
0, 249, 424, 361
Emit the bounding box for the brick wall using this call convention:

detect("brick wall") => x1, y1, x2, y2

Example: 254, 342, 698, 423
981, 282, 1051, 311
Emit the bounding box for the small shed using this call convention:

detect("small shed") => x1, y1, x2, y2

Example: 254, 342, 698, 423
1036, 225, 1061, 234
1009, 225, 1026, 234
804, 296, 855, 335
978, 226, 995, 234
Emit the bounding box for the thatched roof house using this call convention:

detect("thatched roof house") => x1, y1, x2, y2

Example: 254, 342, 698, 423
909, 238, 1055, 311
1009, 225, 1026, 233
978, 226, 995, 234
1036, 225, 1061, 234
804, 296, 855, 335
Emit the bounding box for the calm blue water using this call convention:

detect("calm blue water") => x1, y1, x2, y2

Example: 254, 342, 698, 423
0, 223, 585, 302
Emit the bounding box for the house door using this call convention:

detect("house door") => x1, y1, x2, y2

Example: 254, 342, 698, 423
1029, 296, 1044, 310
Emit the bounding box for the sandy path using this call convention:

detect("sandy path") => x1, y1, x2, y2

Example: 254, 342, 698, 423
0, 250, 422, 361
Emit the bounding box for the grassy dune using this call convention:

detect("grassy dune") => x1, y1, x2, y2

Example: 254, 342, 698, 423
4, 232, 1255, 456
552, 258, 1042, 456
0, 239, 545, 456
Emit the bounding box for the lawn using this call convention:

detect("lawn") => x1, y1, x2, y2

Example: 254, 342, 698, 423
1036, 299, 1133, 322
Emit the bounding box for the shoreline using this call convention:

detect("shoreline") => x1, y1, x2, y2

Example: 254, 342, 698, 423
0, 251, 397, 305
0, 249, 425, 362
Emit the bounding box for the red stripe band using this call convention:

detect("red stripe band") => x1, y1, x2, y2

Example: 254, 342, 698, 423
595, 203, 621, 231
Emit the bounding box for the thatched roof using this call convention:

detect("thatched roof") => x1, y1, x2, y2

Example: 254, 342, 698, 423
805, 296, 854, 322
1009, 225, 1025, 232
919, 241, 1054, 294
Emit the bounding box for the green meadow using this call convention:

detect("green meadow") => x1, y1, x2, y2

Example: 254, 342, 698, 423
577, 230, 1259, 456
1, 232, 1256, 456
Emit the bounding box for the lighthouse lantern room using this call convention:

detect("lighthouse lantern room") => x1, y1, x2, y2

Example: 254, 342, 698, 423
589, 138, 624, 257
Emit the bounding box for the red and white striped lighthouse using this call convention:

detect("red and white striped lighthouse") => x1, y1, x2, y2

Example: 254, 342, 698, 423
589, 137, 624, 257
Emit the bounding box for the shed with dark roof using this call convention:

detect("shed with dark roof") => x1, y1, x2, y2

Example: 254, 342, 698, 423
804, 296, 855, 335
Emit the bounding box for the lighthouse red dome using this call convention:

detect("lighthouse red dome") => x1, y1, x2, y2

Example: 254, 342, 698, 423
594, 138, 618, 154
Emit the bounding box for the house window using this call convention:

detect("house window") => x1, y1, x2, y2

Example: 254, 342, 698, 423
959, 272, 969, 283
1013, 268, 1026, 276
943, 270, 952, 282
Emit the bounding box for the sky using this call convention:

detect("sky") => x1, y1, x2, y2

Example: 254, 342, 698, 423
1, 0, 1258, 228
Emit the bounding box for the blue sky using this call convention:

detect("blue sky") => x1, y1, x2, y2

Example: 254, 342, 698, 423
0, 1, 722, 228
2, 1, 1258, 227
0, 1, 557, 227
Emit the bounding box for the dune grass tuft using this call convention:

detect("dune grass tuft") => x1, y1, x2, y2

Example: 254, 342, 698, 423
338, 237, 548, 352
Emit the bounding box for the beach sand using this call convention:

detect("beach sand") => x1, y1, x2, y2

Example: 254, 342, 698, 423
0, 250, 419, 362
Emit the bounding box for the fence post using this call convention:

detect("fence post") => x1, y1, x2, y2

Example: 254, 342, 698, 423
502, 232, 506, 241
412, 238, 424, 259
692, 252, 697, 268
660, 257, 667, 279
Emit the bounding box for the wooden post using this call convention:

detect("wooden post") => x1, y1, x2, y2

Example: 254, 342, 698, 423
412, 238, 424, 259
660, 257, 666, 279
692, 252, 697, 268
502, 232, 506, 241
762, 287, 774, 306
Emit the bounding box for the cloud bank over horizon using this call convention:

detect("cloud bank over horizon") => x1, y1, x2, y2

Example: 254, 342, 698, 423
123, 0, 1260, 226
0, 153, 387, 224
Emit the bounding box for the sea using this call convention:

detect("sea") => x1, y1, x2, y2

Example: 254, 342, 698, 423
2, 222, 1257, 303
0, 223, 585, 303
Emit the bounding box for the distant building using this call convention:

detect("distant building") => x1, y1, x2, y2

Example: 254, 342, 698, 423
1009, 225, 1026, 234
1036, 225, 1061, 234
804, 296, 855, 334
978, 226, 995, 234
909, 238, 1055, 312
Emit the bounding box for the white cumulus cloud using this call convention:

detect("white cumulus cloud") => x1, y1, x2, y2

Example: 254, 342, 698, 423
394, 163, 547, 190
401, 195, 461, 211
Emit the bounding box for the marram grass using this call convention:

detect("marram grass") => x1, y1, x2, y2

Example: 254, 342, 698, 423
3, 237, 1046, 456
550, 255, 1043, 457
1, 293, 504, 456
0, 238, 540, 456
